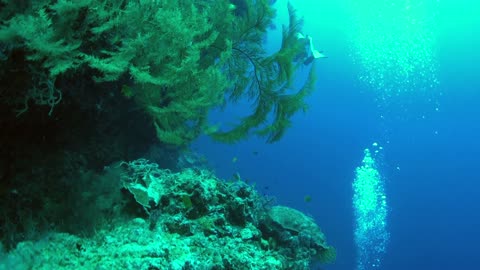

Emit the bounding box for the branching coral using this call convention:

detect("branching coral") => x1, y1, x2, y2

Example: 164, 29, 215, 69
211, 1, 317, 143
0, 0, 317, 145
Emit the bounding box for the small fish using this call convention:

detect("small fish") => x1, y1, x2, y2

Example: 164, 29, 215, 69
232, 157, 238, 163
304, 195, 312, 203
233, 172, 241, 181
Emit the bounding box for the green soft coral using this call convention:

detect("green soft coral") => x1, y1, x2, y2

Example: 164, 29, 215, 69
0, 0, 317, 146
210, 1, 317, 143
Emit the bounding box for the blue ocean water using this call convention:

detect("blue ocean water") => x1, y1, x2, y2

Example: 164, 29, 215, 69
194, 1, 480, 269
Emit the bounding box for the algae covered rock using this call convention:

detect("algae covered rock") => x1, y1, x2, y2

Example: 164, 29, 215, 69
0, 160, 335, 270
264, 205, 336, 264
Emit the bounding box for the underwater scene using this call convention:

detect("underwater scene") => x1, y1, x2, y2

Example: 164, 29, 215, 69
0, 0, 478, 269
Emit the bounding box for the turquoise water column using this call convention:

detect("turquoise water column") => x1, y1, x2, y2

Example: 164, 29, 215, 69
353, 146, 389, 270
347, 0, 440, 100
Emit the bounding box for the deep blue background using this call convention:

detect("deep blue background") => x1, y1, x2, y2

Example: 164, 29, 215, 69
194, 1, 480, 269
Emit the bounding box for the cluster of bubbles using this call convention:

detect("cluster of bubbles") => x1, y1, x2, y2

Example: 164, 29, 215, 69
347, 0, 440, 101
346, 2, 440, 269
353, 144, 389, 270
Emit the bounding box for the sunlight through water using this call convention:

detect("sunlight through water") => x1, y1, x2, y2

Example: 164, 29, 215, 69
347, 0, 440, 102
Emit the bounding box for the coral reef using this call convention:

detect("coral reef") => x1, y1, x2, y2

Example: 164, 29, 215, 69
0, 1, 332, 268
0, 0, 315, 145
0, 161, 334, 269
